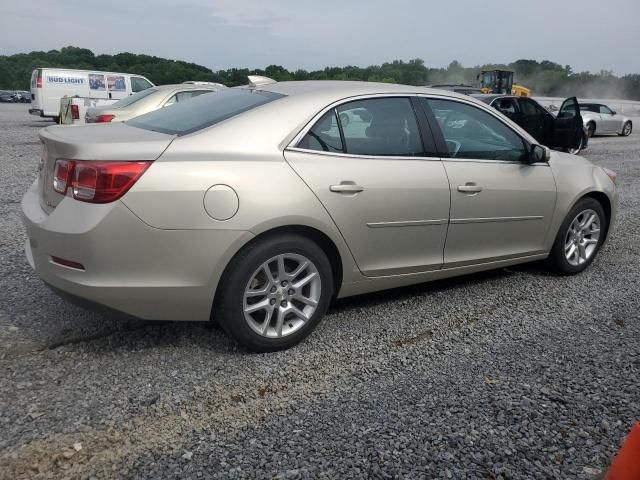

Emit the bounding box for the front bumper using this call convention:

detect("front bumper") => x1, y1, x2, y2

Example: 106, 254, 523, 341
21, 178, 252, 321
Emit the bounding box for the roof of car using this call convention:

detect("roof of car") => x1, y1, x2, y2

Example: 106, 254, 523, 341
259, 80, 462, 98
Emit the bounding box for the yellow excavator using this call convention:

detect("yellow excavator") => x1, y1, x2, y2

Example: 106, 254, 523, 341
478, 70, 531, 96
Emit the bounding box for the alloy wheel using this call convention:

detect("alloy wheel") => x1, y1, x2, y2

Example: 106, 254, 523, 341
564, 209, 601, 266
243, 253, 321, 338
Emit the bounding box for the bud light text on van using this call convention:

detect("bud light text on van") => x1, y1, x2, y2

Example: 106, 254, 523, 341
46, 76, 85, 85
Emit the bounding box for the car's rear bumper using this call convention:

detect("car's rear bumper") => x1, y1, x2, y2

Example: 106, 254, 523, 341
21, 178, 253, 321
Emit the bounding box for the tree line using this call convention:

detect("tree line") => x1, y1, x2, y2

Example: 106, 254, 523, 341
1, 46, 639, 100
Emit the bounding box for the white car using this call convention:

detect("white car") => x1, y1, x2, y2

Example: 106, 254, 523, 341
84, 84, 225, 123
580, 103, 633, 137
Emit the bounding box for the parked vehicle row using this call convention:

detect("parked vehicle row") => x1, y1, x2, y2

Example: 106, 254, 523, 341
22, 80, 618, 351
0, 90, 31, 103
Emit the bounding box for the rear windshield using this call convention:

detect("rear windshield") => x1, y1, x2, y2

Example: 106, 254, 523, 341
127, 89, 285, 135
112, 88, 157, 108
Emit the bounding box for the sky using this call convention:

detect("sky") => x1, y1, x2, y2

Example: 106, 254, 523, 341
1, 0, 639, 75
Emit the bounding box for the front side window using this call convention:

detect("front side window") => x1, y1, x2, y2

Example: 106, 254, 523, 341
131, 76, 153, 93
599, 105, 614, 115
493, 98, 518, 117
426, 99, 528, 162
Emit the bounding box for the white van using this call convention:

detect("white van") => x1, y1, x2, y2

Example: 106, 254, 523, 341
29, 68, 154, 119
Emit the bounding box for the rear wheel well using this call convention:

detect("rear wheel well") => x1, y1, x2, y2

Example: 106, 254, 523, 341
212, 225, 343, 317
587, 121, 596, 133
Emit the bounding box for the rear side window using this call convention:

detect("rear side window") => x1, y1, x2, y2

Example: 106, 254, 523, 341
111, 88, 157, 108
128, 89, 285, 135
298, 110, 344, 153
164, 90, 213, 107
519, 98, 545, 116
298, 97, 425, 157
338, 98, 423, 156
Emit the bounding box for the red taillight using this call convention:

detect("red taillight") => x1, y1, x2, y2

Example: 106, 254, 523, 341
95, 114, 115, 123
36, 71, 42, 88
53, 159, 74, 194
71, 104, 80, 120
52, 159, 152, 203
72, 161, 152, 203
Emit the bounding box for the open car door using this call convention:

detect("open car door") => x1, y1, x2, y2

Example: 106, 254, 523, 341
553, 97, 583, 151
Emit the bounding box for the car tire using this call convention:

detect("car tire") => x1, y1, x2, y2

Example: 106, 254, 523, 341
586, 122, 595, 138
215, 234, 334, 352
547, 197, 606, 275
620, 121, 632, 137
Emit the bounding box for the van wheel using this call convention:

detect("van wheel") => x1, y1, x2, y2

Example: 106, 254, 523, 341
215, 234, 333, 352
548, 198, 606, 275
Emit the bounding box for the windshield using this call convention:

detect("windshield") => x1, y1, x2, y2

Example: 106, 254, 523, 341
111, 88, 157, 108
127, 89, 285, 136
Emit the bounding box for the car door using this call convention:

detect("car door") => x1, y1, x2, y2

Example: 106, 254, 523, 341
599, 105, 618, 132
515, 97, 548, 143
284, 96, 451, 277
552, 97, 583, 150
421, 97, 557, 267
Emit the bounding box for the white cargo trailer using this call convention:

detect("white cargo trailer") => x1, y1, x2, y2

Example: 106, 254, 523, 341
29, 68, 154, 119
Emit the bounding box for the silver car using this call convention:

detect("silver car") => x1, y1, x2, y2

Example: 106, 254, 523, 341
22, 81, 618, 351
580, 103, 633, 137
85, 83, 226, 123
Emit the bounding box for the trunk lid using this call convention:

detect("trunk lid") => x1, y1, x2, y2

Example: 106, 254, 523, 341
38, 123, 175, 213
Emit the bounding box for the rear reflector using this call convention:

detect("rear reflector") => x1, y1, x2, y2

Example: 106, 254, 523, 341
71, 104, 80, 120
95, 114, 115, 123
52, 159, 152, 203
50, 256, 85, 270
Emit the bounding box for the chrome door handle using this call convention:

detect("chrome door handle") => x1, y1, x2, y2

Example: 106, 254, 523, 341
457, 184, 483, 193
330, 183, 364, 194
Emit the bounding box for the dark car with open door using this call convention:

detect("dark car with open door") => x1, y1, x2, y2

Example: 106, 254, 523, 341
472, 94, 587, 155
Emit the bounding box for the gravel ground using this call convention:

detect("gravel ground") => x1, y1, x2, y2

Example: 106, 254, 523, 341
0, 102, 638, 479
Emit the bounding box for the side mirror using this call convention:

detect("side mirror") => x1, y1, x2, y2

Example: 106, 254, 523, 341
529, 144, 550, 164
611, 110, 617, 115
